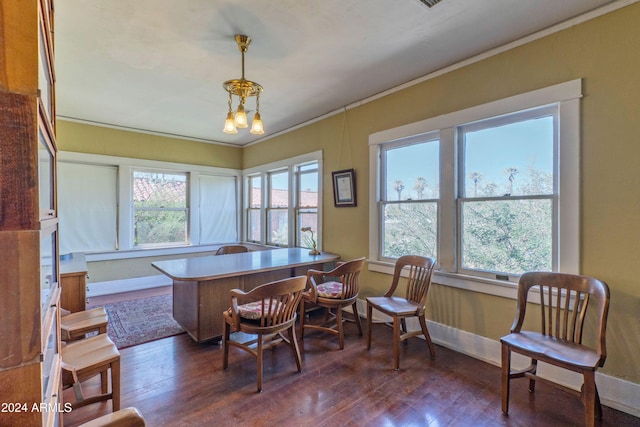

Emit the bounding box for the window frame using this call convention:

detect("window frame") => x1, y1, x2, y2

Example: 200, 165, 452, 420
58, 151, 241, 259
296, 162, 320, 248
368, 80, 581, 298
378, 132, 440, 263
243, 151, 323, 249
456, 106, 558, 280
131, 168, 190, 248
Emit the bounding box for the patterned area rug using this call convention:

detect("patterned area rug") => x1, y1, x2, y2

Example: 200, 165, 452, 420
90, 294, 184, 349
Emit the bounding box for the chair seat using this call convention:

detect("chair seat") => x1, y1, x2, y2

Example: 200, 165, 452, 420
501, 330, 601, 370
367, 296, 422, 316
316, 281, 343, 298
62, 334, 120, 372
61, 307, 108, 340
236, 300, 282, 320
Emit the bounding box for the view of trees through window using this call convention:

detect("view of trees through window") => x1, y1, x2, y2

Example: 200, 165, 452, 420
133, 171, 188, 246
382, 111, 556, 276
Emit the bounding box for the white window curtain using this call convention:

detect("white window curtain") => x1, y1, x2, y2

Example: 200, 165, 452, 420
199, 174, 237, 243
58, 162, 118, 253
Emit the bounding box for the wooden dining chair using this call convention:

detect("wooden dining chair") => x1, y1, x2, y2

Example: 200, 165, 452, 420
500, 272, 610, 427
299, 257, 365, 350
215, 245, 249, 255
366, 255, 436, 370
222, 275, 306, 392
61, 334, 121, 411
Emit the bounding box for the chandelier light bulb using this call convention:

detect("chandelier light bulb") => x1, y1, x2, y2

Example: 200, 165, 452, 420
234, 102, 248, 128
250, 111, 264, 135
223, 111, 238, 134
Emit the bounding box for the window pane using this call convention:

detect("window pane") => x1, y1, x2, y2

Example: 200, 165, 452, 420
270, 171, 288, 208
382, 202, 437, 258
384, 140, 439, 201
298, 210, 317, 248
133, 171, 187, 208
461, 199, 552, 274
135, 210, 187, 245
248, 209, 261, 242
299, 171, 318, 208
463, 116, 554, 198
249, 175, 261, 208
133, 171, 188, 245
268, 209, 288, 245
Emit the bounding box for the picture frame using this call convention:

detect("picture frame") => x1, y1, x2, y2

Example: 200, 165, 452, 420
332, 168, 357, 207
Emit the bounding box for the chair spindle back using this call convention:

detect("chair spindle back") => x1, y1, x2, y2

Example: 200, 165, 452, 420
513, 272, 609, 361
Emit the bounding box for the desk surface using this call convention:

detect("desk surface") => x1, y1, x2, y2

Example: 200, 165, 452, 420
152, 247, 340, 282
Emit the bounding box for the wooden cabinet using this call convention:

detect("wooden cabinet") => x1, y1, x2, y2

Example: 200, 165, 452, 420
60, 253, 89, 313
0, 1, 60, 426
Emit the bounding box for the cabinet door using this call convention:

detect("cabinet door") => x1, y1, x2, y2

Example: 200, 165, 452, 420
38, 126, 56, 220
40, 226, 59, 319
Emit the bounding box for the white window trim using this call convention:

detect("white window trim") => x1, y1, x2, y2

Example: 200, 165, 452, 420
58, 151, 241, 261
368, 80, 581, 298
243, 150, 323, 248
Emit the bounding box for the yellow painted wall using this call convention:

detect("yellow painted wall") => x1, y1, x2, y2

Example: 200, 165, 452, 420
243, 4, 640, 383
57, 120, 242, 169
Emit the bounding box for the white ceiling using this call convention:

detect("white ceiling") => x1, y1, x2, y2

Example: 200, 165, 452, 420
55, 0, 620, 147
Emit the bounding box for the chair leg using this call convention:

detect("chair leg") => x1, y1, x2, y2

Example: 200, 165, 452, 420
393, 317, 401, 370
595, 384, 603, 420
298, 299, 306, 340
256, 334, 264, 393
583, 371, 597, 427
418, 315, 436, 358
528, 359, 538, 393
287, 325, 302, 373
501, 343, 511, 415
111, 359, 120, 412
336, 307, 344, 350
100, 370, 108, 394
366, 302, 373, 350
222, 320, 230, 370
352, 302, 363, 336
401, 318, 408, 346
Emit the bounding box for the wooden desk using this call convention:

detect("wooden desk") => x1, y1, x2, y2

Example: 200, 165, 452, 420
152, 248, 339, 342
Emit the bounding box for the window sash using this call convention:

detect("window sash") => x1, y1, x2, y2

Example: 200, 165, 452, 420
368, 79, 581, 291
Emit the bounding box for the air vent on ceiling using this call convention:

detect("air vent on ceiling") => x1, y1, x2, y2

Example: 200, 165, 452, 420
417, 0, 443, 8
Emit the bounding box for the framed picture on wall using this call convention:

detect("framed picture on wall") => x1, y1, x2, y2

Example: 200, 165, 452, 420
332, 168, 356, 207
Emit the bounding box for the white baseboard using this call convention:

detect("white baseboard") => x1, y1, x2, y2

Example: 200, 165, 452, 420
87, 275, 172, 297
355, 299, 640, 418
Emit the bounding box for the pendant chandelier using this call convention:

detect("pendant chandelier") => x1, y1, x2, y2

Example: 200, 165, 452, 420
222, 34, 264, 135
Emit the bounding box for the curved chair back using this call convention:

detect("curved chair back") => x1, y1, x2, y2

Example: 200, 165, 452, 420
228, 276, 306, 332
216, 245, 249, 255
386, 255, 436, 306
327, 257, 366, 299
512, 271, 610, 363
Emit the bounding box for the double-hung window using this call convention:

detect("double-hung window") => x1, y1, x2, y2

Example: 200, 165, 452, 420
246, 175, 262, 243
296, 162, 319, 248
267, 169, 289, 246
243, 151, 323, 248
133, 170, 188, 246
379, 134, 439, 261
369, 80, 580, 290
458, 108, 556, 279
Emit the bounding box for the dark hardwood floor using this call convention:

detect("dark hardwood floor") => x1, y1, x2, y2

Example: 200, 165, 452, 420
64, 290, 639, 427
